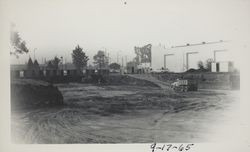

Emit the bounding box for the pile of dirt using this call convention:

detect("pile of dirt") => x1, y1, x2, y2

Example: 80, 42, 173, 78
11, 79, 64, 109
152, 72, 239, 90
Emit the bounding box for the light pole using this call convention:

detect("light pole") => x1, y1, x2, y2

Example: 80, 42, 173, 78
122, 56, 124, 67
117, 52, 119, 63
33, 48, 37, 60
125, 56, 127, 68
60, 56, 63, 70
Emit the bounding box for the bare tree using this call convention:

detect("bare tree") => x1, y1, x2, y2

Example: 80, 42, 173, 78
10, 25, 29, 58
93, 50, 108, 69
205, 58, 214, 71
197, 61, 205, 70
134, 44, 152, 63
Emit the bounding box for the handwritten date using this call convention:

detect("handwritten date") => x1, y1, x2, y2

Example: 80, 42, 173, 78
150, 143, 194, 152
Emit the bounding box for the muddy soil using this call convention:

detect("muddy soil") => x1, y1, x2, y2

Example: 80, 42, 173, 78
11, 83, 239, 143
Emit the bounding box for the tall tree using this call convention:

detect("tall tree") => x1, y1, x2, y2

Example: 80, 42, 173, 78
33, 60, 40, 69
134, 44, 152, 63
93, 50, 108, 69
46, 56, 61, 70
109, 63, 121, 70
27, 57, 34, 70
71, 45, 89, 71
52, 56, 60, 70
205, 58, 214, 71
10, 28, 29, 58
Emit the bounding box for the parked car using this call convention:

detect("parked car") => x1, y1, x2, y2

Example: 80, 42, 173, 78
171, 79, 198, 92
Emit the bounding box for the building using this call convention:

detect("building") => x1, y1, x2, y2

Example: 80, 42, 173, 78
151, 40, 235, 73
126, 61, 138, 74
10, 59, 81, 78
11, 60, 110, 79
211, 61, 234, 72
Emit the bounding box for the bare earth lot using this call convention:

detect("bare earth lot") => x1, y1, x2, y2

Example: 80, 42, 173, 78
11, 83, 240, 143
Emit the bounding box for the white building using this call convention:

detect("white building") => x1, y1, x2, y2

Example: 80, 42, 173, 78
151, 40, 236, 73
211, 61, 234, 72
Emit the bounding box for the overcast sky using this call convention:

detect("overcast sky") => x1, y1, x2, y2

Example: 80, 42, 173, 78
4, 0, 250, 65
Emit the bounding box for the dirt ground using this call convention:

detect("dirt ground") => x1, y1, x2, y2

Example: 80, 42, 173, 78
11, 83, 240, 143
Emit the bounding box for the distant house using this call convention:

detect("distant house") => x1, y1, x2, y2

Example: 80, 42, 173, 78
11, 58, 110, 79
11, 58, 42, 78
137, 62, 151, 74
11, 61, 91, 78
211, 61, 234, 72
11, 64, 27, 78
126, 61, 138, 74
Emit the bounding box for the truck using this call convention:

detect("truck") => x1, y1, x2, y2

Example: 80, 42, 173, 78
171, 79, 198, 92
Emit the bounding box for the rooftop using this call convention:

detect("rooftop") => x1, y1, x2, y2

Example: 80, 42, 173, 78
170, 40, 228, 48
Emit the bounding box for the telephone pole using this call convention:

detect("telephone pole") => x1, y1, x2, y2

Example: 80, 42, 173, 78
122, 56, 124, 67
117, 52, 119, 63
33, 48, 37, 60
125, 56, 127, 67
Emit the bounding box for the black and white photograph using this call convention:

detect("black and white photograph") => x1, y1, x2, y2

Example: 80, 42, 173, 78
0, 0, 250, 151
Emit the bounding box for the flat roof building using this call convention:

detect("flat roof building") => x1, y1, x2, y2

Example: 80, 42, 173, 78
151, 40, 235, 73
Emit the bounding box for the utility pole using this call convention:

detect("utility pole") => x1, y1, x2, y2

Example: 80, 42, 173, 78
186, 52, 198, 71
60, 56, 63, 70
108, 53, 109, 65
122, 56, 124, 67
104, 48, 107, 67
164, 54, 174, 69
117, 52, 119, 63
125, 56, 127, 67
33, 48, 37, 60
65, 57, 67, 69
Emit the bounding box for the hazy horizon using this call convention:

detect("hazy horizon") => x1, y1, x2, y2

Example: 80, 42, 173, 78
5, 0, 250, 67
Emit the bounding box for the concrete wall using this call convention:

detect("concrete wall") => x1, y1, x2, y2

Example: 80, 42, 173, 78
151, 45, 166, 70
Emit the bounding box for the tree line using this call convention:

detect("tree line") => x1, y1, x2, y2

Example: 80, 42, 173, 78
10, 29, 121, 71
